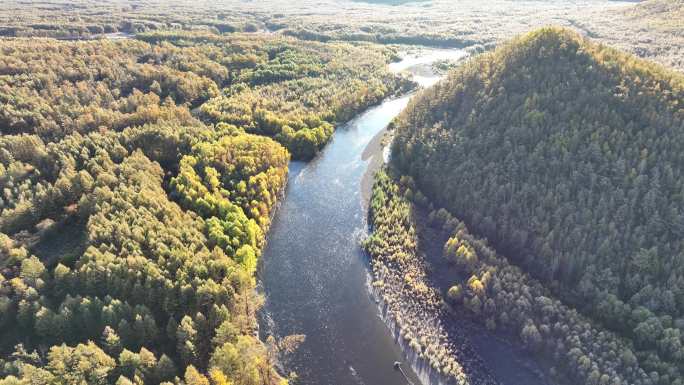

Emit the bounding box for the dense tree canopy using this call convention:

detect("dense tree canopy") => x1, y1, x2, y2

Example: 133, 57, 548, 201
0, 126, 287, 384
195, 33, 413, 159
390, 27, 684, 384
366, 169, 657, 384
0, 32, 409, 160
0, 29, 403, 384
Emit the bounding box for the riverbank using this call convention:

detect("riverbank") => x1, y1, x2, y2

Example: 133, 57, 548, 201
256, 94, 423, 385
360, 47, 556, 385
361, 48, 468, 207
359, 49, 504, 385
360, 122, 392, 206
364, 170, 553, 385
257, 47, 472, 384
365, 171, 500, 385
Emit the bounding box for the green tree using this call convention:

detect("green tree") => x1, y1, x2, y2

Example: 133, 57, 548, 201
46, 342, 115, 385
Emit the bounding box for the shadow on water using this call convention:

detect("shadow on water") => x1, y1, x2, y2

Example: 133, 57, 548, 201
257, 48, 552, 385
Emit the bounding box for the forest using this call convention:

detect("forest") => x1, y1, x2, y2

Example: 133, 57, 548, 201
387, 27, 684, 384
0, 1, 683, 384
0, 32, 408, 159
0, 29, 406, 384
366, 169, 657, 384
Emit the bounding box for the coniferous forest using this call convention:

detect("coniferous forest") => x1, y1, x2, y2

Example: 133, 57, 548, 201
380, 27, 684, 384
0, 28, 407, 385
0, 1, 683, 385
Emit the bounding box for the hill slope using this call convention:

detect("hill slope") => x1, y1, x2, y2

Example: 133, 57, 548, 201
391, 27, 684, 379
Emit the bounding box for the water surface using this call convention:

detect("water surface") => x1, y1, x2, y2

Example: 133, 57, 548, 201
259, 93, 416, 384
258, 49, 549, 385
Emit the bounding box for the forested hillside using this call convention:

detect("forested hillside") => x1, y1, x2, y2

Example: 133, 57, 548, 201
0, 31, 405, 384
366, 170, 654, 384
390, 27, 684, 383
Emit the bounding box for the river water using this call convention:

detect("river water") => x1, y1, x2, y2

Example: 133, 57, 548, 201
258, 49, 549, 385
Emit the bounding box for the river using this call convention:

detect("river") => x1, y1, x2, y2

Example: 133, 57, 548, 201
258, 48, 550, 385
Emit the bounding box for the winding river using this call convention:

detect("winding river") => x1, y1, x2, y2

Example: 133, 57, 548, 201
258, 49, 550, 385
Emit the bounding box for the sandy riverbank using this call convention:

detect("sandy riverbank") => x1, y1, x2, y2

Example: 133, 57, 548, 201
360, 124, 392, 207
